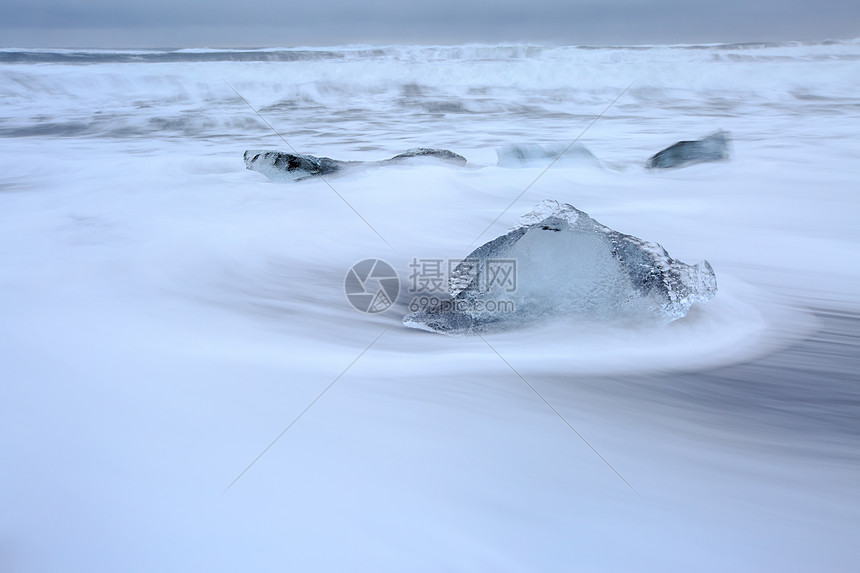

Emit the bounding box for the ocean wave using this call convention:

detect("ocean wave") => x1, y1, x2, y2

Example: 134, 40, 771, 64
2, 39, 859, 64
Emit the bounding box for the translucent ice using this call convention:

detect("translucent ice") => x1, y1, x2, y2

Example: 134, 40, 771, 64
496, 143, 600, 168
646, 131, 730, 169
403, 200, 717, 335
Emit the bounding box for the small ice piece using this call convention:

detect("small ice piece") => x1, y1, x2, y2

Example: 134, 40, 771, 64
243, 150, 346, 182
244, 148, 466, 182
386, 148, 467, 165
646, 131, 730, 169
403, 200, 717, 335
496, 143, 600, 167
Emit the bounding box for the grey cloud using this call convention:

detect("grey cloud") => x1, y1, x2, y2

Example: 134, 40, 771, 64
1, 0, 857, 47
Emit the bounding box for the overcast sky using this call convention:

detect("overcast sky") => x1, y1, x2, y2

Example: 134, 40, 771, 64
1, 0, 858, 47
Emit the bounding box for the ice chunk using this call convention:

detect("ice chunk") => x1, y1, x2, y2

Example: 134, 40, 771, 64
243, 150, 346, 182
403, 200, 717, 335
387, 148, 467, 165
646, 131, 730, 169
496, 143, 600, 167
244, 148, 466, 182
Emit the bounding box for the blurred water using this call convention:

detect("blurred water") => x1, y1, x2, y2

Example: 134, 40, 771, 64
1, 42, 859, 572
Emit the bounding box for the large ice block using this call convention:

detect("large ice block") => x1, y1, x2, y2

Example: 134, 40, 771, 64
404, 200, 717, 335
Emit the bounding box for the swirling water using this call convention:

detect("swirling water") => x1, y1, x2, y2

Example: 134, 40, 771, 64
1, 42, 859, 572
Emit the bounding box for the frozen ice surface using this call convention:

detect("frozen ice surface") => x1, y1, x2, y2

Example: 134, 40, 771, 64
404, 200, 717, 335
244, 147, 466, 182
646, 131, 730, 169
496, 143, 600, 167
